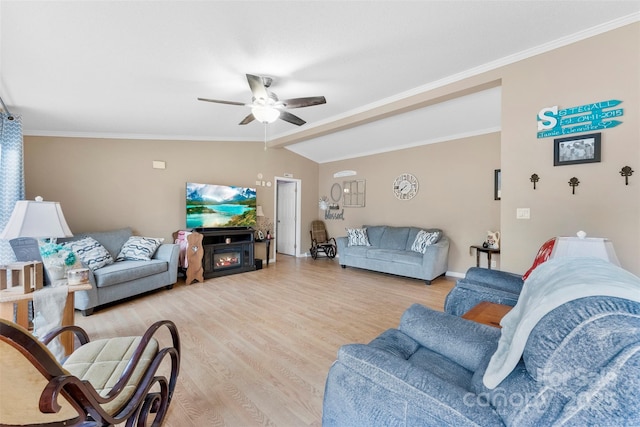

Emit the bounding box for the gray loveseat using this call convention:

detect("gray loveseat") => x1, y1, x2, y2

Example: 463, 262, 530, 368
59, 227, 179, 315
336, 225, 449, 284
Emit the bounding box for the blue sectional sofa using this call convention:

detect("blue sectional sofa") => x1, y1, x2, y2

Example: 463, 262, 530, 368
336, 225, 449, 285
323, 258, 640, 426
59, 227, 179, 315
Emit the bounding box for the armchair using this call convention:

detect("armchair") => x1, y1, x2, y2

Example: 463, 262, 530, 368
0, 318, 180, 426
323, 258, 640, 426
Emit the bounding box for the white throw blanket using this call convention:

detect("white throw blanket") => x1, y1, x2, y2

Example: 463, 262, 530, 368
483, 257, 640, 389
32, 286, 68, 362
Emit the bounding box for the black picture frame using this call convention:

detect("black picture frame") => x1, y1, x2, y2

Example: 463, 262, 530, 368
494, 169, 501, 200
554, 133, 601, 166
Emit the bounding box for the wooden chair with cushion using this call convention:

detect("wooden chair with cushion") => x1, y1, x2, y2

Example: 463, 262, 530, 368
0, 318, 180, 426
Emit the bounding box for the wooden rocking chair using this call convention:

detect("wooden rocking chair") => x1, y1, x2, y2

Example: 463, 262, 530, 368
309, 220, 337, 259
0, 318, 180, 426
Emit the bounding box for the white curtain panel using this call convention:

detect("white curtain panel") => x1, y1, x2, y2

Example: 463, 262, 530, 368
0, 113, 25, 264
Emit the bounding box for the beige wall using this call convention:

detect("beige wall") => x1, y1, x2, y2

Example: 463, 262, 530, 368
23, 137, 319, 260
318, 22, 639, 276
501, 22, 640, 275
22, 23, 639, 276
319, 132, 501, 275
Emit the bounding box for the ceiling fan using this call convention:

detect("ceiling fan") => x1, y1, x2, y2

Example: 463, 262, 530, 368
198, 74, 326, 126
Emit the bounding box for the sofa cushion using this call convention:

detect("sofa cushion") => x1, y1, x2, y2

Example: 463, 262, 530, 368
379, 227, 410, 250
367, 249, 422, 265
93, 260, 168, 288
410, 230, 442, 254
116, 236, 164, 261
362, 225, 386, 247
61, 237, 114, 271
346, 228, 370, 246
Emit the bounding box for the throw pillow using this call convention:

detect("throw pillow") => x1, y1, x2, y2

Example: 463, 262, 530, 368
410, 230, 442, 254
61, 237, 114, 271
522, 237, 557, 281
346, 228, 370, 247
116, 236, 164, 261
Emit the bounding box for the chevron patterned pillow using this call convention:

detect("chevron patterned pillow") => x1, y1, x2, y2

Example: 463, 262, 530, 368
410, 230, 442, 254
346, 228, 370, 247
116, 236, 164, 261
61, 237, 114, 271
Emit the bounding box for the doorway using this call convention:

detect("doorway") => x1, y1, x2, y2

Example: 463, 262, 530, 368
273, 177, 302, 259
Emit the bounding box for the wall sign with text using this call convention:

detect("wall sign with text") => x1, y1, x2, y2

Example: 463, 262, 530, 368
537, 99, 624, 138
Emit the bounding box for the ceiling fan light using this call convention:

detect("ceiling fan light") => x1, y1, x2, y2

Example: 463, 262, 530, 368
252, 105, 280, 124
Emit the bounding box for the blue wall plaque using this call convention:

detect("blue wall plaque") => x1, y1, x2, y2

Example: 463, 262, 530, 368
537, 99, 624, 138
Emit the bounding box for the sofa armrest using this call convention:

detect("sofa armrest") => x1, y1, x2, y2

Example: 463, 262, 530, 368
462, 267, 523, 294
336, 237, 348, 259
399, 303, 501, 372
153, 243, 180, 283
324, 341, 504, 426
420, 236, 450, 278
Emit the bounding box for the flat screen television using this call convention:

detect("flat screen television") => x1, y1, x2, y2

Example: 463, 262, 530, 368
186, 182, 257, 229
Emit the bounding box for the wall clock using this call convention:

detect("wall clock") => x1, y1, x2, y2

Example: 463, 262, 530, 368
393, 173, 419, 200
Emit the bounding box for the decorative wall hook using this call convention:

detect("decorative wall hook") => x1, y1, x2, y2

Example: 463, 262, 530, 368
568, 177, 580, 195
530, 173, 539, 190
620, 166, 633, 185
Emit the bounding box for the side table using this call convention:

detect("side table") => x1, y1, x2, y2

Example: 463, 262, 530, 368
469, 245, 500, 269
0, 282, 92, 355
255, 239, 271, 266
461, 301, 513, 328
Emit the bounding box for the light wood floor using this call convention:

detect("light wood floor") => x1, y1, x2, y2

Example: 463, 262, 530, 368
75, 256, 456, 427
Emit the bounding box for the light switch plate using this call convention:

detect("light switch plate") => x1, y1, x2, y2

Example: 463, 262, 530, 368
516, 208, 530, 219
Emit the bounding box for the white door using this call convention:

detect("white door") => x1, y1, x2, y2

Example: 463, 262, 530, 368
276, 180, 297, 256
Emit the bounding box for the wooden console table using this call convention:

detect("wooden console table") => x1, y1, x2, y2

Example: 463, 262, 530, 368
0, 282, 92, 355
469, 245, 500, 269
462, 301, 513, 328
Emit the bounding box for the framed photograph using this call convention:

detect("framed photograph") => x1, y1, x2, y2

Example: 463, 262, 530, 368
494, 169, 501, 200
554, 133, 601, 166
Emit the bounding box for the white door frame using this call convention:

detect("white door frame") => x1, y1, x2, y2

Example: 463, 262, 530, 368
273, 176, 302, 261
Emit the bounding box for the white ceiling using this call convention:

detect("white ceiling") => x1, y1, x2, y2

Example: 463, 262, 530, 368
1, 1, 639, 163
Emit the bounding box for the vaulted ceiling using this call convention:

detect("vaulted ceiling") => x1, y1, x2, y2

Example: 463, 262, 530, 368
1, 1, 638, 163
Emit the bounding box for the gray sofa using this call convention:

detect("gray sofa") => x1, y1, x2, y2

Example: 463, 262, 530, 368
59, 227, 179, 315
336, 225, 449, 284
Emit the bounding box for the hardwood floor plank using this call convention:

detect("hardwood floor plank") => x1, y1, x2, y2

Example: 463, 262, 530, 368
75, 256, 455, 426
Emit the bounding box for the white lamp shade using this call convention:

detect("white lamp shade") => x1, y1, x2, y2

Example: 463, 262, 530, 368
551, 236, 620, 266
251, 105, 280, 124
0, 200, 73, 240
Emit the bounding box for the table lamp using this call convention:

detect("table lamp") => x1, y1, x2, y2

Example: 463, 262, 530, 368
0, 197, 73, 241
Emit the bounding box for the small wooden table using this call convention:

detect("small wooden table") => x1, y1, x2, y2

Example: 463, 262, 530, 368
462, 301, 513, 328
469, 245, 500, 269
255, 239, 271, 266
0, 282, 92, 355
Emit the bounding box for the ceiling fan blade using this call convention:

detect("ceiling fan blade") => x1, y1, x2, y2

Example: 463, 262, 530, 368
239, 113, 255, 125
281, 96, 326, 109
280, 111, 306, 126
197, 97, 246, 106
246, 74, 270, 101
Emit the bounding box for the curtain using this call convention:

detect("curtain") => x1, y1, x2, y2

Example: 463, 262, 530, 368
0, 113, 25, 264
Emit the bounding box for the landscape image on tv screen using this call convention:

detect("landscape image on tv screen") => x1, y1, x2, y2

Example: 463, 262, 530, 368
186, 182, 257, 228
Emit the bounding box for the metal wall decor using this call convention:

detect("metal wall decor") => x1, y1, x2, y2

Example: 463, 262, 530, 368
530, 173, 540, 189
568, 177, 580, 194
620, 166, 633, 185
